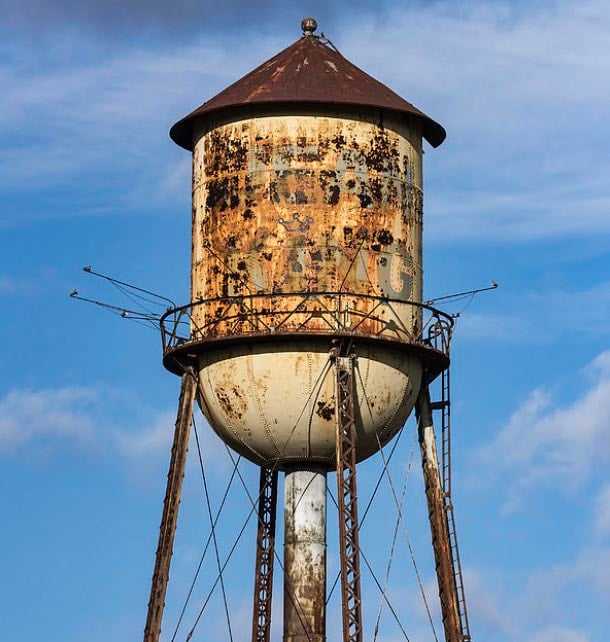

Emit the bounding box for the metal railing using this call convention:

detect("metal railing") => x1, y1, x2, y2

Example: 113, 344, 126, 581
160, 291, 453, 358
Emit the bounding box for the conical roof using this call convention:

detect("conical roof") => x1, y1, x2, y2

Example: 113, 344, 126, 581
170, 27, 446, 150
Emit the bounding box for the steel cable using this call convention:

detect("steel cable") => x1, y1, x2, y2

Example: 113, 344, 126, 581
184, 500, 256, 640
190, 370, 318, 642
327, 488, 410, 641
356, 367, 439, 642
373, 436, 416, 641
169, 452, 241, 641
192, 414, 234, 642
326, 419, 407, 606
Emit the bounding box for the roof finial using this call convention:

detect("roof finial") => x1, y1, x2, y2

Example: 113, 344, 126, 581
301, 17, 318, 37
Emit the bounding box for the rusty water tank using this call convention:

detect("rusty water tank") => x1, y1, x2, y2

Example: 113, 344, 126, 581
165, 23, 446, 468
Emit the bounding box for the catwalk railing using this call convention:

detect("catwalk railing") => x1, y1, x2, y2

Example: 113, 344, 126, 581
160, 291, 453, 359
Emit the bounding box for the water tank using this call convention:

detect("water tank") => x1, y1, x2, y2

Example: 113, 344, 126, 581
164, 26, 447, 469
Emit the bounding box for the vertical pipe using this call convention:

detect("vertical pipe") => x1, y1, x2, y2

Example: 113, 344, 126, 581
415, 385, 462, 642
143, 372, 197, 642
283, 466, 327, 642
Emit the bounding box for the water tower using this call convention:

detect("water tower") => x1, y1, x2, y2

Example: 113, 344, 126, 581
145, 19, 470, 642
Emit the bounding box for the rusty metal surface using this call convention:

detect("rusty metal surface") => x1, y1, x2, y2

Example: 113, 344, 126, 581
143, 372, 196, 642
161, 295, 450, 467
162, 293, 452, 360
190, 112, 423, 339
166, 110, 438, 467
333, 345, 363, 642
194, 340, 422, 468
415, 386, 463, 642
170, 34, 445, 150
252, 467, 279, 642
283, 466, 327, 642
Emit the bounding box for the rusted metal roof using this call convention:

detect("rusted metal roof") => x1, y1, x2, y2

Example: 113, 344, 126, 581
170, 34, 446, 150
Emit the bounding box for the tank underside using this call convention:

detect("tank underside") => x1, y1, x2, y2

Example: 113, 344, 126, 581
190, 337, 421, 467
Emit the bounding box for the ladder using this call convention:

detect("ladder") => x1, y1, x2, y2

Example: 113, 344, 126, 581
434, 365, 471, 641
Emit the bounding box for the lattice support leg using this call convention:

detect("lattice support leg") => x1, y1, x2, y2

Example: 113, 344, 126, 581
252, 466, 279, 642
333, 345, 364, 642
143, 371, 197, 642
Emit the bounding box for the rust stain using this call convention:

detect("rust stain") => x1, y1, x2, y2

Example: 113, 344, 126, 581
315, 400, 335, 422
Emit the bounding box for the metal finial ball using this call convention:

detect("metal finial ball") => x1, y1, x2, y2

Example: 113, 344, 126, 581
301, 17, 317, 36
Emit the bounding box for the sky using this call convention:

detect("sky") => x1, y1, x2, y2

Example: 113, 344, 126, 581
1, 0, 609, 640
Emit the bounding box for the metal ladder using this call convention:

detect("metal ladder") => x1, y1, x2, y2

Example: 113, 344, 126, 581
436, 365, 471, 641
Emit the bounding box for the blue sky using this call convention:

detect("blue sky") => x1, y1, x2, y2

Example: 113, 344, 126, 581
1, 1, 609, 640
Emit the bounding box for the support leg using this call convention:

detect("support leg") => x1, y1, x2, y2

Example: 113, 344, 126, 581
252, 467, 279, 642
334, 349, 363, 642
415, 384, 462, 642
143, 371, 197, 642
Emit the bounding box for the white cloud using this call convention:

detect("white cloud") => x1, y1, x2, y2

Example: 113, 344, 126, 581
477, 350, 610, 506
0, 387, 99, 451
0, 275, 19, 294
453, 559, 604, 642
0, 385, 174, 460
0, 384, 236, 487
461, 351, 610, 640
0, 274, 37, 295
461, 569, 513, 635
0, 32, 283, 208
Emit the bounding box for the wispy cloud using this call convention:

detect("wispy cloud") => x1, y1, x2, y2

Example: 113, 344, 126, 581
0, 384, 234, 487
0, 34, 280, 227
476, 351, 610, 508
458, 552, 605, 642
0, 275, 36, 295
0, 387, 99, 452
0, 0, 374, 35
0, 385, 174, 460
113, 409, 176, 458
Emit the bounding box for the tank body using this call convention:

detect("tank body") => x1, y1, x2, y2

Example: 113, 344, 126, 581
191, 108, 425, 467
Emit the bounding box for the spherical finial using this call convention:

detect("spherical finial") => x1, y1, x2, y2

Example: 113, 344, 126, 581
301, 17, 318, 37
